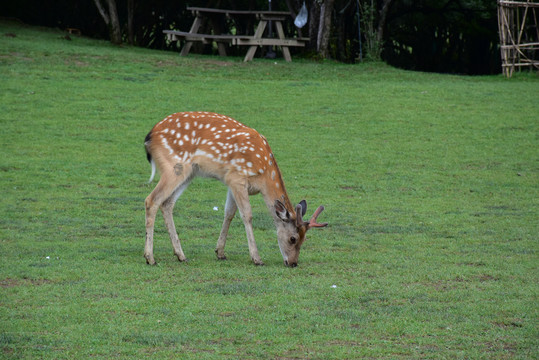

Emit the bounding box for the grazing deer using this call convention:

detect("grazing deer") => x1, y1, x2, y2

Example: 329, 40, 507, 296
143, 112, 327, 267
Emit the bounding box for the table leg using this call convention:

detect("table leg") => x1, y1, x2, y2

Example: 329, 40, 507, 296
244, 20, 267, 62
180, 17, 202, 56
274, 21, 291, 62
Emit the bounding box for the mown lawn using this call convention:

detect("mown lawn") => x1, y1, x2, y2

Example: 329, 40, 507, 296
0, 21, 537, 359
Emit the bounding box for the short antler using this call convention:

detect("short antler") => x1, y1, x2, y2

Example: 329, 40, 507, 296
308, 205, 328, 228
296, 203, 328, 228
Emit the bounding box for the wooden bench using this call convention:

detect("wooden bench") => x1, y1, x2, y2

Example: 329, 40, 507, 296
164, 7, 309, 62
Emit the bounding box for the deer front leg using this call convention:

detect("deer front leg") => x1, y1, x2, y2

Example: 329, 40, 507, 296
229, 186, 264, 266
215, 189, 237, 260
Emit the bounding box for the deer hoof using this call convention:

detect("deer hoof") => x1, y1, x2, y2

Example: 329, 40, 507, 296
253, 259, 265, 266
175, 253, 187, 262
215, 249, 227, 260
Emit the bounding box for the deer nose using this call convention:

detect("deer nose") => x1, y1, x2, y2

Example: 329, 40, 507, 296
285, 260, 297, 267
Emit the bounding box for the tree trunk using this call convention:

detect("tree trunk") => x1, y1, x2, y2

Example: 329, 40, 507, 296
376, 0, 392, 52
107, 0, 122, 45
93, 0, 122, 45
307, 0, 320, 52
127, 0, 135, 45
317, 0, 336, 58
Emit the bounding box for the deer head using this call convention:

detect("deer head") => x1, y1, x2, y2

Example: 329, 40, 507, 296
274, 199, 328, 267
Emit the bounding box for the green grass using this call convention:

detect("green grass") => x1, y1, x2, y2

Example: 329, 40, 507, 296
1, 20, 538, 359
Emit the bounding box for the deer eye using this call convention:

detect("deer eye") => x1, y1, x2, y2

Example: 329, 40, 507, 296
290, 236, 297, 244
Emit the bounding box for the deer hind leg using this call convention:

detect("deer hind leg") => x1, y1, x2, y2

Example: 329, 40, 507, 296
215, 189, 237, 260
144, 163, 193, 265
161, 178, 192, 262
229, 186, 263, 266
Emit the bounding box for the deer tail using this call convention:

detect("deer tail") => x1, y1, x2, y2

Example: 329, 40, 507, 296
144, 131, 156, 184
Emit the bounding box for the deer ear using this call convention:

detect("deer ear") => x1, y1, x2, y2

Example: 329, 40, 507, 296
298, 200, 307, 216
274, 200, 290, 221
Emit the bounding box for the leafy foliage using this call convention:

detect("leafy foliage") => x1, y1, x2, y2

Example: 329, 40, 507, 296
384, 0, 501, 74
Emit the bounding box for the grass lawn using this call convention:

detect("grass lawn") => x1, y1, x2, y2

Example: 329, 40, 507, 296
1, 21, 537, 359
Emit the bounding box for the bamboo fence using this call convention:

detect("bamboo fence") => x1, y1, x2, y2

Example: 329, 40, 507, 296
498, 0, 539, 77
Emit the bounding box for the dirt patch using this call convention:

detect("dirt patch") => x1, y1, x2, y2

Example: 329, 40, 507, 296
202, 59, 233, 67
0, 278, 20, 288
0, 278, 53, 287
156, 60, 178, 67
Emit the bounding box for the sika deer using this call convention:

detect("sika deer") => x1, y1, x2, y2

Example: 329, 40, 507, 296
143, 112, 327, 266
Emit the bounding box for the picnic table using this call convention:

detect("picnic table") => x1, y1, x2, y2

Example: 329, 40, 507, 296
163, 7, 309, 62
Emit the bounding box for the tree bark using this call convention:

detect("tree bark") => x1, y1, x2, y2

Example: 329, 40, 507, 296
317, 0, 336, 58
127, 0, 135, 45
93, 0, 122, 45
376, 0, 392, 48
307, 0, 320, 52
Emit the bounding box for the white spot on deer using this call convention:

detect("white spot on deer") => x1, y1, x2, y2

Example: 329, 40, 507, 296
258, 169, 264, 174
271, 170, 276, 180
170, 129, 175, 135
184, 123, 190, 130
246, 162, 253, 168
183, 135, 189, 142
179, 140, 184, 146
163, 128, 169, 134
162, 137, 173, 155
201, 139, 207, 145
205, 124, 211, 129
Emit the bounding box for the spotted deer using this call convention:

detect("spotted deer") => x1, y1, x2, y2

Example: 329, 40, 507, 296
144, 111, 327, 267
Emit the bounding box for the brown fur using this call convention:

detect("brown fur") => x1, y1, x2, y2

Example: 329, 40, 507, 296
144, 112, 327, 266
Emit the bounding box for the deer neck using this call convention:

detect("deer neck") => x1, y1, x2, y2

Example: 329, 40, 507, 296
260, 164, 295, 221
